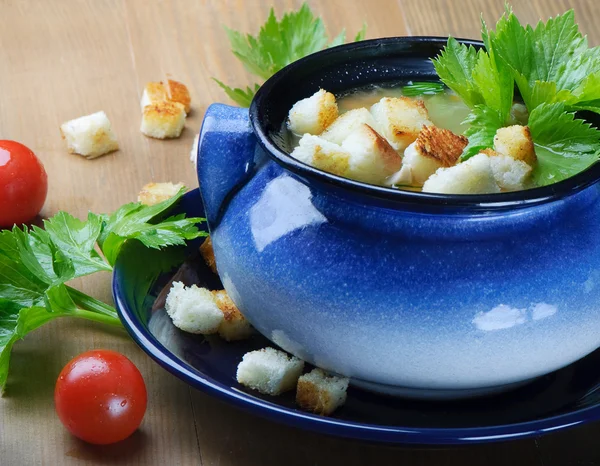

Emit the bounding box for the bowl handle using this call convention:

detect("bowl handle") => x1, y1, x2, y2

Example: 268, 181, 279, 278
196, 104, 257, 230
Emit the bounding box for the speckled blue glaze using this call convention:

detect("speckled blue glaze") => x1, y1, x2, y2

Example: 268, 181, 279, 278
197, 37, 600, 397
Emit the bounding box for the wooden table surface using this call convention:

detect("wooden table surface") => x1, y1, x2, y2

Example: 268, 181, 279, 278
1, 0, 600, 464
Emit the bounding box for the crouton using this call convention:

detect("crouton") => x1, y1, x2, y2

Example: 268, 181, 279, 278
199, 237, 217, 274
141, 79, 191, 114
340, 124, 402, 184
236, 347, 304, 395
488, 153, 532, 191
212, 290, 253, 341
140, 81, 168, 111
287, 89, 338, 135
422, 153, 501, 194
167, 79, 192, 114
137, 182, 184, 206
165, 281, 223, 334
141, 101, 186, 139
190, 134, 199, 166
493, 125, 536, 166
320, 108, 379, 145
296, 368, 349, 415
60, 111, 119, 159
291, 135, 351, 177
370, 97, 433, 151
389, 126, 467, 187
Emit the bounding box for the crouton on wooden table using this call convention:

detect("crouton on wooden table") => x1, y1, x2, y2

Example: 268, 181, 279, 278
141, 101, 186, 139
60, 111, 119, 159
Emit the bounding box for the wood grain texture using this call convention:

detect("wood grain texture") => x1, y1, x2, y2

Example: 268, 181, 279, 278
0, 0, 597, 464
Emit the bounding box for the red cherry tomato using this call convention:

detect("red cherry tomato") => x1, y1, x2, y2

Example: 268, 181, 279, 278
0, 140, 48, 228
54, 350, 147, 445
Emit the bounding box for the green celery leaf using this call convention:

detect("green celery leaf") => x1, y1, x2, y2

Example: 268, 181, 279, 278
530, 10, 587, 84
529, 102, 600, 185
354, 23, 367, 42
461, 106, 505, 160
487, 8, 600, 111
215, 3, 366, 105
328, 29, 346, 48
0, 230, 49, 307
28, 227, 76, 283
433, 37, 482, 108
0, 302, 55, 392
99, 188, 206, 266
471, 48, 513, 120
43, 212, 111, 277
213, 79, 260, 107
44, 284, 77, 314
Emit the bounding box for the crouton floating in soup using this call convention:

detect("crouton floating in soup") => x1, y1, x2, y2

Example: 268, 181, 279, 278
285, 84, 540, 194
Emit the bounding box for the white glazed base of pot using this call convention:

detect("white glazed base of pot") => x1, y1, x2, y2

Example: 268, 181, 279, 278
350, 377, 537, 400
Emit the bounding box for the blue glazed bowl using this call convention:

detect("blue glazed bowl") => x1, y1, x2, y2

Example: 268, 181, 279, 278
197, 37, 600, 398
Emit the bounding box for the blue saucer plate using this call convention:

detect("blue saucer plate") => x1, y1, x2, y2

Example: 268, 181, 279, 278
113, 189, 600, 445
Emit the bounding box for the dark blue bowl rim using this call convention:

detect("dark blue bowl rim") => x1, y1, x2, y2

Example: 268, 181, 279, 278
249, 36, 600, 210
113, 189, 600, 445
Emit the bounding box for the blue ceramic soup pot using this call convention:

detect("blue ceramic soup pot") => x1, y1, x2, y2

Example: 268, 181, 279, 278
197, 37, 600, 399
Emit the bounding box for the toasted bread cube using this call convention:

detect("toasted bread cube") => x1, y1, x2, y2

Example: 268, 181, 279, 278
388, 126, 467, 187
199, 237, 217, 274
60, 111, 119, 159
190, 134, 199, 166
320, 108, 380, 145
291, 135, 351, 177
370, 97, 433, 151
287, 89, 338, 135
488, 152, 532, 191
296, 368, 349, 415
140, 82, 168, 111
167, 79, 192, 114
236, 347, 304, 395
137, 182, 184, 206
422, 153, 500, 194
340, 124, 402, 184
141, 101, 186, 139
165, 282, 223, 334
493, 125, 536, 166
212, 290, 253, 341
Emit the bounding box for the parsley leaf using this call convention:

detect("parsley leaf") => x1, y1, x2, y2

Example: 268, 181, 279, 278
529, 103, 600, 185
215, 3, 367, 106
43, 212, 111, 276
0, 188, 205, 393
213, 80, 260, 108
99, 188, 206, 266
